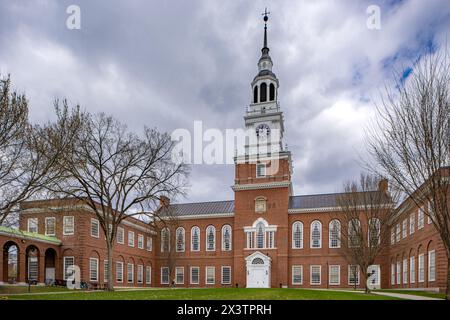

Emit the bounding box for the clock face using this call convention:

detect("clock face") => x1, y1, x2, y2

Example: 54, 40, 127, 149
256, 124, 270, 140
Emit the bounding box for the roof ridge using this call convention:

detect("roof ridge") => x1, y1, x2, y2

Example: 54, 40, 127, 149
170, 199, 234, 206
290, 190, 381, 198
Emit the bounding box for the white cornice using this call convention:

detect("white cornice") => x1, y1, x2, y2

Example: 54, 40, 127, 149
232, 181, 291, 191
0, 230, 61, 245
288, 204, 392, 214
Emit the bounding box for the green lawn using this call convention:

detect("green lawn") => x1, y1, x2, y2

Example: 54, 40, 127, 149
375, 289, 446, 299
1, 287, 401, 300
0, 285, 71, 295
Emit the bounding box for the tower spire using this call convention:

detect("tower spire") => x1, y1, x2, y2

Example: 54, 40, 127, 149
262, 8, 270, 54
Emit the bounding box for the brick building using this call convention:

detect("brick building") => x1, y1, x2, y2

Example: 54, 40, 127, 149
0, 16, 448, 292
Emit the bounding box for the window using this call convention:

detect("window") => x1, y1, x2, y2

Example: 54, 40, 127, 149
206, 266, 215, 285
418, 208, 424, 229
63, 256, 75, 280
368, 218, 381, 246
310, 221, 322, 248
410, 256, 415, 284
190, 267, 200, 284
428, 201, 434, 224
137, 265, 143, 284
90, 258, 98, 282
253, 86, 258, 103
267, 231, 275, 248
428, 250, 436, 282
256, 163, 266, 178
403, 259, 408, 284
329, 220, 341, 248
348, 219, 361, 247
104, 260, 109, 282
127, 263, 134, 283
418, 254, 425, 283
396, 262, 401, 284
161, 267, 169, 284
391, 264, 395, 285
348, 265, 360, 285
255, 197, 267, 213
246, 231, 255, 249
175, 267, 184, 284
91, 219, 100, 238
145, 266, 151, 284
395, 224, 400, 242
27, 218, 38, 233
409, 213, 415, 235
176, 227, 185, 252
45, 217, 56, 236
191, 226, 200, 251
310, 265, 321, 285
116, 262, 123, 283
260, 82, 267, 102
206, 225, 216, 251
256, 222, 265, 248
117, 227, 124, 244
292, 265, 303, 285
221, 266, 231, 285
292, 222, 303, 249
391, 229, 395, 245
128, 231, 135, 247
402, 219, 407, 239
138, 234, 144, 249
63, 216, 74, 235
146, 237, 152, 251
269, 83, 275, 101
161, 228, 170, 252
221, 225, 232, 251
329, 265, 340, 285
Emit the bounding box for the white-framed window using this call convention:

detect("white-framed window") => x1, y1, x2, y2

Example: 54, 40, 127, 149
117, 227, 124, 244
206, 266, 215, 285
176, 227, 185, 252
348, 219, 361, 248
161, 228, 170, 253
137, 265, 143, 284
428, 250, 436, 282
145, 266, 151, 284
409, 213, 415, 235
310, 265, 321, 285
146, 237, 153, 251
410, 256, 415, 284
329, 265, 340, 285
206, 225, 216, 251
128, 231, 135, 247
418, 208, 424, 229
395, 224, 400, 242
292, 265, 303, 285
190, 266, 200, 284
27, 218, 38, 233
418, 254, 425, 283
221, 266, 231, 285
89, 258, 99, 282
310, 221, 322, 249
391, 264, 395, 285
63, 216, 74, 235
428, 201, 434, 224
127, 263, 134, 283
292, 221, 303, 249
91, 218, 100, 238
267, 231, 275, 248
191, 226, 200, 251
348, 265, 360, 285
368, 218, 381, 246
138, 234, 144, 249
175, 267, 184, 284
256, 163, 266, 178
391, 229, 395, 245
63, 256, 75, 280
402, 219, 407, 239
256, 222, 265, 248
329, 220, 341, 248
104, 260, 109, 282
396, 261, 401, 284
221, 225, 232, 251
161, 267, 169, 284
45, 217, 56, 236
246, 231, 255, 249
116, 262, 123, 283
403, 259, 408, 284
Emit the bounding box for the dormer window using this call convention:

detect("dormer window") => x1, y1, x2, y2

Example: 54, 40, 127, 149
256, 163, 266, 178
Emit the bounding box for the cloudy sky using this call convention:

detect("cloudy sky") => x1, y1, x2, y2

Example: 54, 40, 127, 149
0, 0, 449, 204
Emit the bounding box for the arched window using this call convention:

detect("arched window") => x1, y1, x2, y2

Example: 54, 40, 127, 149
221, 225, 232, 251
348, 219, 361, 248
292, 221, 303, 249
260, 83, 267, 102
256, 222, 265, 248
269, 83, 275, 101
252, 258, 264, 265
368, 218, 381, 246
176, 227, 185, 252
253, 86, 258, 103
310, 221, 322, 248
161, 228, 170, 253
206, 225, 216, 251
191, 226, 200, 251
329, 220, 341, 248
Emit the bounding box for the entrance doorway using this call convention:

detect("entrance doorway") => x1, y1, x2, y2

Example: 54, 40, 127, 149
245, 251, 271, 288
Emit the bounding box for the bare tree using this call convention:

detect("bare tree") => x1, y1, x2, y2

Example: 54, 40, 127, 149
368, 48, 450, 299
46, 111, 188, 290
335, 173, 397, 293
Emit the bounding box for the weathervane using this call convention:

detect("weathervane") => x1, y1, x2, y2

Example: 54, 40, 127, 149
262, 7, 270, 25
261, 8, 270, 49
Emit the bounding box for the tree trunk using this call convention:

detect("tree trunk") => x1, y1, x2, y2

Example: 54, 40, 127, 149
107, 241, 114, 291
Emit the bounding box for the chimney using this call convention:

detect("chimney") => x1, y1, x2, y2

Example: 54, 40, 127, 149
378, 178, 388, 193
160, 196, 170, 208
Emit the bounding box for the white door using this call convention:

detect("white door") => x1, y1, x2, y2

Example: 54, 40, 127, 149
247, 265, 270, 288
45, 268, 55, 283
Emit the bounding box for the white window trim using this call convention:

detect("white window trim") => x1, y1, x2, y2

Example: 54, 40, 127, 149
292, 221, 303, 249
117, 227, 124, 244
175, 267, 184, 284
145, 266, 152, 284
402, 259, 408, 284
310, 265, 321, 285
256, 163, 266, 178
329, 265, 340, 285
191, 226, 200, 252
138, 234, 144, 249
410, 257, 415, 284
89, 257, 99, 282
176, 227, 185, 252
292, 265, 303, 285
116, 261, 124, 283
161, 267, 170, 285
63, 216, 75, 235
206, 226, 216, 251
221, 266, 232, 285
104, 260, 109, 282
205, 266, 215, 285
91, 218, 100, 238
127, 263, 134, 283
221, 225, 232, 251
348, 265, 360, 285
418, 254, 425, 283
63, 256, 75, 281
27, 218, 38, 233
45, 217, 56, 236
137, 264, 143, 284
190, 266, 200, 285
428, 250, 436, 282
310, 221, 322, 249
409, 214, 415, 235
328, 220, 341, 249
146, 237, 153, 251
128, 231, 135, 247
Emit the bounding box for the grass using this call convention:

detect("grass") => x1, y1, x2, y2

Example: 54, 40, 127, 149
0, 285, 71, 295
0, 287, 401, 300
375, 289, 446, 299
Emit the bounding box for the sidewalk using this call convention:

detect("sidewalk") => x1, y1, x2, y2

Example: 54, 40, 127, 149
372, 291, 443, 300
